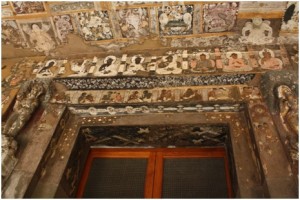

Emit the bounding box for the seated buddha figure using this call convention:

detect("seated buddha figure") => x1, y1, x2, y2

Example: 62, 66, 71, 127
190, 53, 215, 73
223, 52, 253, 72
123, 55, 146, 76
94, 55, 118, 77
156, 54, 182, 75
258, 49, 283, 70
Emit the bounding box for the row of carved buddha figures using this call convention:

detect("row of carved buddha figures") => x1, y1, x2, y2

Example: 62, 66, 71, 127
36, 48, 283, 78
51, 86, 261, 104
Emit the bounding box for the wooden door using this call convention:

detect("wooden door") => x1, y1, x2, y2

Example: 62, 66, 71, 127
77, 148, 232, 198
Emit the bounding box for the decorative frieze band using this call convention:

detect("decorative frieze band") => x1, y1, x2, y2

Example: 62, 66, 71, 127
68, 103, 243, 116
53, 73, 256, 90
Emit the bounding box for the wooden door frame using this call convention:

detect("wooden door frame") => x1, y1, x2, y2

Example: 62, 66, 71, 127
76, 147, 232, 198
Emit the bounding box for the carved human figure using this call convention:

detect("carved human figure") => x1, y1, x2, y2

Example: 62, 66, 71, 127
3, 81, 45, 137
127, 91, 142, 103
69, 59, 95, 77
242, 87, 260, 99
36, 60, 55, 78
94, 56, 118, 77
277, 85, 298, 135
157, 89, 174, 102
276, 85, 299, 162
100, 91, 113, 103
181, 88, 202, 101
123, 55, 146, 75
190, 53, 215, 73
78, 92, 94, 104
111, 92, 123, 103
140, 90, 152, 102
258, 49, 283, 70
22, 23, 56, 55
239, 17, 274, 45
69, 60, 84, 75
208, 88, 231, 100
223, 52, 253, 72
156, 54, 182, 75
51, 92, 70, 103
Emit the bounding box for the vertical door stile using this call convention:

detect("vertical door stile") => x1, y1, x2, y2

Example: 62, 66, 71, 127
76, 149, 94, 198
144, 152, 156, 198
224, 153, 233, 198
152, 151, 164, 198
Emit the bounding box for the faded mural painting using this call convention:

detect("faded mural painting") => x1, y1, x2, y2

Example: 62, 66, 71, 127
117, 8, 149, 38
49, 2, 95, 13
203, 2, 239, 32
1, 1, 297, 57
21, 21, 56, 55
12, 1, 45, 15
76, 11, 113, 41
281, 2, 298, 32
53, 15, 74, 43
2, 20, 26, 48
158, 5, 193, 36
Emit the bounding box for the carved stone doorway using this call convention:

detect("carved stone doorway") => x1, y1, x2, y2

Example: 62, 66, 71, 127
29, 110, 268, 198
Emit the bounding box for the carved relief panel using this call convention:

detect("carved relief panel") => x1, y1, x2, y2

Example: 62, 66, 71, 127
49, 2, 95, 13
203, 2, 239, 32
2, 20, 27, 48
12, 1, 45, 15
239, 18, 274, 45
76, 11, 113, 41
20, 20, 57, 55
158, 5, 193, 36
53, 15, 74, 43
117, 8, 150, 38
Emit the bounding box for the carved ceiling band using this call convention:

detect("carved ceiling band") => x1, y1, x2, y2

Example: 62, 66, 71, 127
80, 125, 230, 147
53, 73, 256, 90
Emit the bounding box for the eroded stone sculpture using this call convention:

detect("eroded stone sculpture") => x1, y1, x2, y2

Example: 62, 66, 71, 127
277, 85, 299, 134
2, 80, 46, 179
3, 80, 45, 137
276, 85, 298, 162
